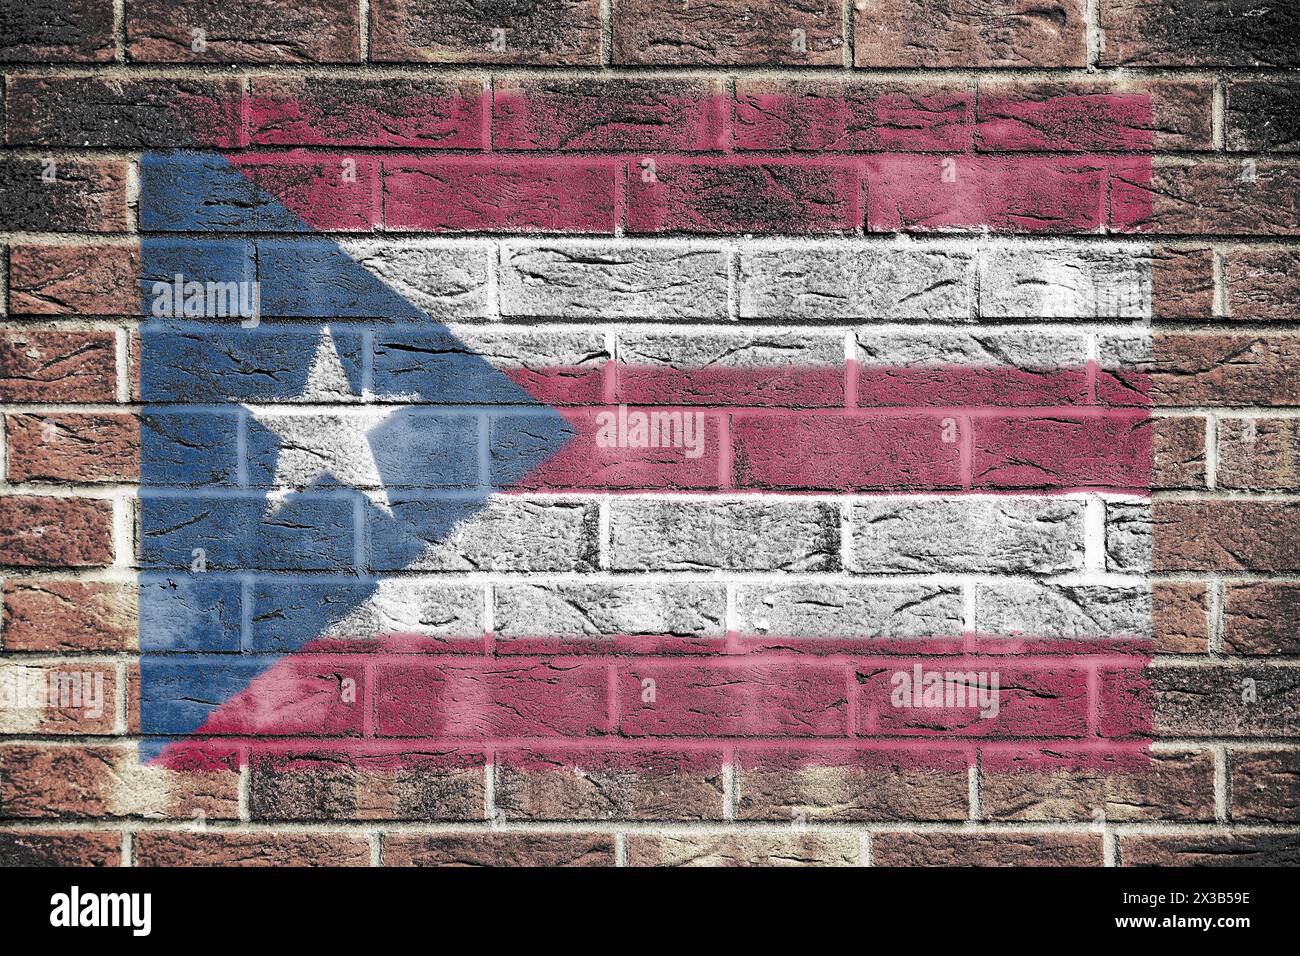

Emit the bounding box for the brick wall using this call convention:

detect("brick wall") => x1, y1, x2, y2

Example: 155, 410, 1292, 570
1, 0, 1298, 867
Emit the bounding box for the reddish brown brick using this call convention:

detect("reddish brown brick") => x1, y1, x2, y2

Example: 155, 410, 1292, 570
855, 0, 1087, 68
2, 580, 137, 651
0, 744, 239, 819
1100, 0, 1300, 67
1151, 246, 1215, 319
1226, 249, 1300, 321
873, 832, 1103, 866
0, 496, 114, 568
0, 1, 115, 62
980, 749, 1215, 822
1153, 582, 1210, 654
5, 77, 245, 148
1151, 335, 1300, 407
248, 747, 485, 821
1217, 418, 1300, 490
0, 830, 121, 866
1223, 583, 1300, 654
735, 748, 968, 821
1120, 834, 1300, 866
385, 832, 614, 866
126, 0, 360, 62
495, 748, 725, 821
135, 831, 371, 866
1116, 159, 1300, 235
371, 0, 601, 64
7, 245, 140, 316
1231, 749, 1300, 821
614, 0, 842, 66
1153, 501, 1300, 572
0, 330, 116, 402
628, 833, 859, 866
975, 79, 1212, 152
1152, 415, 1206, 489
0, 159, 130, 232
6, 413, 139, 483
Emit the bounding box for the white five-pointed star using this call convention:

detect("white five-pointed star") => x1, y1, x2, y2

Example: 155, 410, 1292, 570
243, 325, 404, 515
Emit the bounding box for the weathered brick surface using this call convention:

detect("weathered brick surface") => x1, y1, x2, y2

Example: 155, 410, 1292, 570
3, 0, 1298, 869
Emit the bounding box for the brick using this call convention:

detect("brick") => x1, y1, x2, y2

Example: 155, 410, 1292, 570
1153, 501, 1300, 572
1227, 81, 1300, 151
628, 833, 859, 866
372, 660, 610, 737
1217, 418, 1300, 490
974, 416, 1153, 490
288, 240, 491, 319
370, 0, 601, 64
0, 743, 239, 819
975, 584, 1150, 639
618, 661, 848, 736
855, 0, 1087, 68
0, 0, 115, 62
248, 747, 485, 821
735, 81, 973, 152
980, 749, 1215, 821
1116, 159, 1300, 235
0, 330, 116, 402
126, 0, 360, 62
851, 499, 1083, 574
1152, 416, 1206, 489
134, 831, 371, 866
7, 245, 140, 316
249, 78, 485, 148
979, 244, 1151, 318
1150, 335, 1300, 407
1120, 834, 1300, 866
869, 155, 1111, 233
626, 159, 860, 235
1100, 0, 1300, 67
873, 832, 1103, 866
0, 663, 116, 734
609, 498, 839, 571
382, 157, 615, 233
1226, 249, 1300, 320
0, 159, 129, 232
613, 0, 843, 66
0, 830, 120, 866
1153, 665, 1300, 737
1231, 749, 1300, 821
6, 412, 139, 482
734, 414, 962, 492
1151, 246, 1216, 319
1153, 582, 1210, 654
736, 748, 969, 821
385, 833, 614, 866
499, 242, 728, 319
3, 580, 136, 651
0, 496, 113, 567
380, 497, 597, 573
494, 748, 725, 820
5, 76, 245, 148
975, 79, 1212, 152
494, 582, 725, 640
1223, 584, 1300, 654
739, 246, 974, 320
734, 582, 963, 638
495, 78, 726, 151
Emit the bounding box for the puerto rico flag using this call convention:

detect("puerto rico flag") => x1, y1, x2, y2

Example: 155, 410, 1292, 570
132, 85, 1156, 795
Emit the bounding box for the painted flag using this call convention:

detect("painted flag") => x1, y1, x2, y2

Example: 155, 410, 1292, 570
130, 84, 1157, 806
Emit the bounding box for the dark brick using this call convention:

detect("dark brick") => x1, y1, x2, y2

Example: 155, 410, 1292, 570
1226, 81, 1300, 151
0, 159, 129, 232
0, 0, 115, 62
370, 0, 601, 64
1153, 664, 1300, 737
1121, 834, 1300, 866
126, 0, 360, 62
1101, 0, 1300, 67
